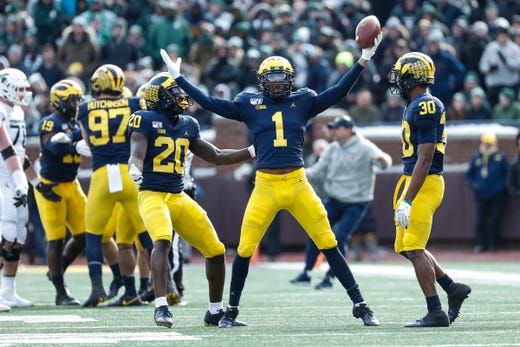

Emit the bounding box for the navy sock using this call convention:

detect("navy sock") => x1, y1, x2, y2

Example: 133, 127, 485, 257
228, 255, 251, 307
62, 254, 75, 272
322, 247, 363, 303
122, 274, 137, 297
138, 231, 153, 255
140, 277, 149, 292
110, 264, 122, 279
437, 274, 454, 294
426, 295, 442, 312
303, 239, 320, 272
85, 233, 103, 279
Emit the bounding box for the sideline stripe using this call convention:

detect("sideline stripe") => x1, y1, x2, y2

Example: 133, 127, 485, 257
0, 332, 199, 344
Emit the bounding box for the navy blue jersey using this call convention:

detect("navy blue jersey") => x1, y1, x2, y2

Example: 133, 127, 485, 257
77, 96, 146, 170
400, 92, 446, 175
38, 113, 82, 182
176, 62, 364, 169
128, 110, 200, 193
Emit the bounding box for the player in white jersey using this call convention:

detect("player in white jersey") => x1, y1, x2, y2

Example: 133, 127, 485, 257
0, 68, 60, 310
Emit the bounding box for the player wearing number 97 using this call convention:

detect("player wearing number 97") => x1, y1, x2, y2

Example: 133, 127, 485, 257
389, 52, 471, 327
160, 36, 383, 327
77, 64, 152, 308
128, 72, 253, 328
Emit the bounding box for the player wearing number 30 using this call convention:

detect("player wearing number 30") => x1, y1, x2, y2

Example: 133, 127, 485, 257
389, 52, 471, 327
77, 64, 151, 307
160, 33, 383, 328
128, 72, 253, 328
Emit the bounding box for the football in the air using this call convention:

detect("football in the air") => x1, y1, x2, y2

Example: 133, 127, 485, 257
355, 15, 381, 49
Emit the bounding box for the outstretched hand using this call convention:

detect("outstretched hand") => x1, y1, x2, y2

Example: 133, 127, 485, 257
361, 32, 383, 61
160, 49, 181, 79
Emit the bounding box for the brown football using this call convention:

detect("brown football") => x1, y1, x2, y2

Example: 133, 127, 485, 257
355, 15, 381, 49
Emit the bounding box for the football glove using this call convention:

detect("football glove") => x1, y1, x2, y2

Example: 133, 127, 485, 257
160, 49, 181, 79
129, 163, 143, 185
75, 139, 92, 157
11, 169, 28, 208
395, 199, 412, 229
361, 32, 383, 61
50, 132, 72, 143
35, 181, 61, 202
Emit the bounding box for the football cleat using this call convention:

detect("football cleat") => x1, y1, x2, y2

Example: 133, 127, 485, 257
404, 309, 450, 327
166, 291, 181, 306
217, 307, 248, 328
0, 301, 10, 312
290, 272, 311, 286
56, 292, 80, 306
352, 303, 380, 326
447, 282, 472, 323
108, 277, 123, 299
82, 287, 108, 308
204, 309, 224, 326
154, 305, 173, 328
315, 276, 333, 290
139, 284, 155, 303
0, 293, 33, 308
107, 294, 146, 307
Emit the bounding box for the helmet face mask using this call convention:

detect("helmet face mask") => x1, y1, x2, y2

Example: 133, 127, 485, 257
144, 73, 192, 117
257, 56, 294, 101
389, 52, 435, 99
0, 68, 32, 106
50, 79, 84, 118
90, 64, 125, 97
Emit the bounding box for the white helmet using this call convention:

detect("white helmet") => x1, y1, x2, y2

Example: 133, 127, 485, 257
0, 68, 32, 106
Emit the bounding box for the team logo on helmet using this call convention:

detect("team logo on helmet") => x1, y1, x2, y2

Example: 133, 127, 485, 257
389, 52, 435, 98
90, 64, 125, 96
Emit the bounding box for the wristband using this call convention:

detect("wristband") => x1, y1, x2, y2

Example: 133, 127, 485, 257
403, 199, 412, 206
23, 155, 32, 170
30, 177, 41, 186
1, 145, 16, 160
247, 145, 256, 158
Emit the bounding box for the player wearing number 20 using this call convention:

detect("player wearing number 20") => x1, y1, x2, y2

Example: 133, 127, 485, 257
77, 64, 150, 307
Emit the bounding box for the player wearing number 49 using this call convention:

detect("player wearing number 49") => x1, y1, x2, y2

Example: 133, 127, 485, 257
390, 52, 471, 327
160, 30, 383, 328
128, 72, 253, 328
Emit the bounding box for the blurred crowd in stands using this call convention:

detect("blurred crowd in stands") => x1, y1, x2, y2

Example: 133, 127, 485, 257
1, 0, 520, 135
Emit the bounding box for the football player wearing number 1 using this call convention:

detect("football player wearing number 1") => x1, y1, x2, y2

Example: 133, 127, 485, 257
160, 32, 383, 328
128, 73, 253, 328
77, 64, 152, 307
389, 52, 471, 327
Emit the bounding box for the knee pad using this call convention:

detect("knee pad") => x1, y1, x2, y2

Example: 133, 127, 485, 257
1, 238, 21, 261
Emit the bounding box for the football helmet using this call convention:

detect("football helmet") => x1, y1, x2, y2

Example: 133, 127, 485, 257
90, 64, 125, 97
0, 68, 32, 106
122, 86, 132, 97
389, 52, 435, 99
136, 83, 147, 98
50, 79, 84, 118
257, 56, 294, 100
143, 72, 191, 116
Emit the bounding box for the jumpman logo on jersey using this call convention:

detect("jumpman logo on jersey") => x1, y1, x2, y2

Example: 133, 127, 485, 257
291, 102, 296, 108
184, 130, 189, 136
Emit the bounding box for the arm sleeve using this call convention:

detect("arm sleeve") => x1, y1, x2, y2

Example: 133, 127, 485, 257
176, 76, 241, 120
310, 62, 364, 115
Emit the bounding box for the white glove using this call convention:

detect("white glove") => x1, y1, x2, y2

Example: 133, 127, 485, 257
247, 145, 256, 158
395, 199, 412, 228
75, 139, 92, 157
50, 132, 72, 143
160, 49, 181, 79
129, 163, 143, 185
361, 32, 383, 61
11, 169, 28, 208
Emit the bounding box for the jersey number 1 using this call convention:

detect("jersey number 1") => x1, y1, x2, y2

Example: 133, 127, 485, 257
272, 112, 287, 147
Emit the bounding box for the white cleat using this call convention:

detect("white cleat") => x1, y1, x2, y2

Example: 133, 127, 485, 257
0, 293, 33, 308
0, 302, 10, 312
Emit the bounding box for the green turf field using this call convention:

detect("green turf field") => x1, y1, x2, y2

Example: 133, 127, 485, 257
1, 261, 519, 346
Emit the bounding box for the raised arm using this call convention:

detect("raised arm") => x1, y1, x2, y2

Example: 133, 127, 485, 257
160, 49, 241, 119
189, 137, 254, 166
311, 33, 382, 115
